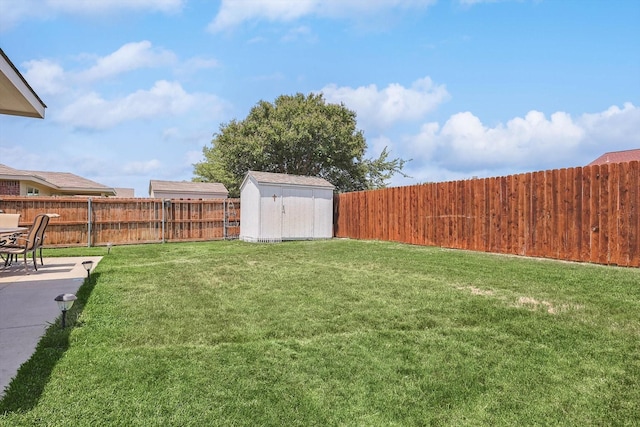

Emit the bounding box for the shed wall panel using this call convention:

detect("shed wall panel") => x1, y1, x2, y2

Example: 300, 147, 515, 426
313, 189, 334, 238
283, 187, 314, 239
240, 179, 261, 241
259, 185, 283, 242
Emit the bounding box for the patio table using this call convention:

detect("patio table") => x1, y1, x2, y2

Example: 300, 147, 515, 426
0, 227, 28, 264
0, 227, 28, 246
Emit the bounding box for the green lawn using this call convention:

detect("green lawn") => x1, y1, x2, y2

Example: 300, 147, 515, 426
1, 240, 639, 426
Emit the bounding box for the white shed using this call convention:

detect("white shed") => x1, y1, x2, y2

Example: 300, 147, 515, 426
240, 171, 335, 243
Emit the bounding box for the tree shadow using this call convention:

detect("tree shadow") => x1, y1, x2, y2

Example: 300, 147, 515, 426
0, 272, 100, 413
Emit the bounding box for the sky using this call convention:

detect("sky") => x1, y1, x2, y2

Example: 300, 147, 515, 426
0, 0, 639, 197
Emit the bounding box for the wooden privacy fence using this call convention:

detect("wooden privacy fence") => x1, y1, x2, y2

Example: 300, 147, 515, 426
0, 197, 240, 247
334, 161, 639, 267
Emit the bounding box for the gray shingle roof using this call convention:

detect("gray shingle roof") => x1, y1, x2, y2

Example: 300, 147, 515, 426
247, 171, 334, 189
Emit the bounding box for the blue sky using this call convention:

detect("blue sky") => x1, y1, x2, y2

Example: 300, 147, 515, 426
1, 0, 638, 196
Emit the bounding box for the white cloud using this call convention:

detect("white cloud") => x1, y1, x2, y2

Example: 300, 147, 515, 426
162, 127, 181, 140
187, 57, 219, 69
208, 0, 436, 32
47, 0, 184, 14
456, 0, 519, 6
18, 42, 229, 130
185, 150, 204, 165
20, 41, 180, 96
177, 56, 220, 74
320, 77, 450, 131
80, 41, 176, 82
578, 102, 640, 146
122, 159, 162, 175
281, 26, 317, 43
22, 59, 67, 95
402, 103, 640, 175
55, 80, 219, 129
0, 0, 184, 30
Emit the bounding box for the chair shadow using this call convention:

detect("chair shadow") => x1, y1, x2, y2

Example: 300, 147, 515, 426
0, 262, 77, 277
0, 272, 101, 413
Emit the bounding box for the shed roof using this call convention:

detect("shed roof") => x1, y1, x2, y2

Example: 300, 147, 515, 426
587, 149, 640, 166
245, 171, 335, 189
149, 180, 228, 195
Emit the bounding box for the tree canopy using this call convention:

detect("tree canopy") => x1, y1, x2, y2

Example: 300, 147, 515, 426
193, 93, 407, 197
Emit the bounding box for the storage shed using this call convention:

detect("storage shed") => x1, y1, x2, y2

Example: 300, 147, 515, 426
240, 171, 335, 243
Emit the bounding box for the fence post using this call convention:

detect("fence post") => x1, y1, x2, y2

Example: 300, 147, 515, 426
162, 199, 171, 243
224, 199, 227, 240
87, 197, 92, 247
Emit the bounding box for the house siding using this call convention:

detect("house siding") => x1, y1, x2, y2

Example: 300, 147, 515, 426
0, 180, 20, 196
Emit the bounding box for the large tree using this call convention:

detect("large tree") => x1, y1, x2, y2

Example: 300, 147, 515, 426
193, 93, 407, 196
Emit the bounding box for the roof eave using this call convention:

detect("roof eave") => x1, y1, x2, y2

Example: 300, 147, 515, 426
0, 49, 47, 119
58, 187, 116, 195
0, 174, 60, 190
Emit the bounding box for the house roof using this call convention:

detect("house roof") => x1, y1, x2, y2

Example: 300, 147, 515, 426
0, 164, 116, 195
149, 180, 228, 195
114, 188, 136, 198
588, 149, 640, 166
245, 171, 335, 189
0, 163, 32, 178
0, 48, 46, 118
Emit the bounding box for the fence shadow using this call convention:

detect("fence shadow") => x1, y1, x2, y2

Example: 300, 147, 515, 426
0, 272, 100, 413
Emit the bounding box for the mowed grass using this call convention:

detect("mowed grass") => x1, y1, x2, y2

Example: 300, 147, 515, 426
1, 239, 639, 426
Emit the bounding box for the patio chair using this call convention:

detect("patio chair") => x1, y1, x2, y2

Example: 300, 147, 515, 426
0, 213, 20, 228
35, 214, 51, 266
0, 214, 49, 273
0, 213, 21, 263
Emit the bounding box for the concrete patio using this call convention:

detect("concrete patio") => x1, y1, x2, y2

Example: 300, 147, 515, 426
0, 256, 102, 398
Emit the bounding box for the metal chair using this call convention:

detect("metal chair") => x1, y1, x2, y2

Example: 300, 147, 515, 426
0, 213, 21, 263
0, 214, 49, 273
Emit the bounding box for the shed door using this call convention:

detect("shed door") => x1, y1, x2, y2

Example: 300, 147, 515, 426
260, 185, 282, 240
282, 187, 314, 239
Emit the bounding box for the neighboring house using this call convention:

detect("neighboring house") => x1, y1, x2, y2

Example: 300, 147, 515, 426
0, 48, 46, 118
149, 180, 228, 199
0, 164, 116, 197
587, 149, 640, 166
114, 188, 135, 198
240, 171, 335, 243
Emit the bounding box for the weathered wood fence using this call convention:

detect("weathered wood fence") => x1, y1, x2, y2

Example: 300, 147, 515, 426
334, 161, 639, 267
0, 197, 240, 247
2, 163, 638, 266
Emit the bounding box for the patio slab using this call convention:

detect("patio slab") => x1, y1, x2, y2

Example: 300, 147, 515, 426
0, 256, 102, 399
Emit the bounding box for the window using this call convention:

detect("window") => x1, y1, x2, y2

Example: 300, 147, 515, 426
27, 187, 40, 196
